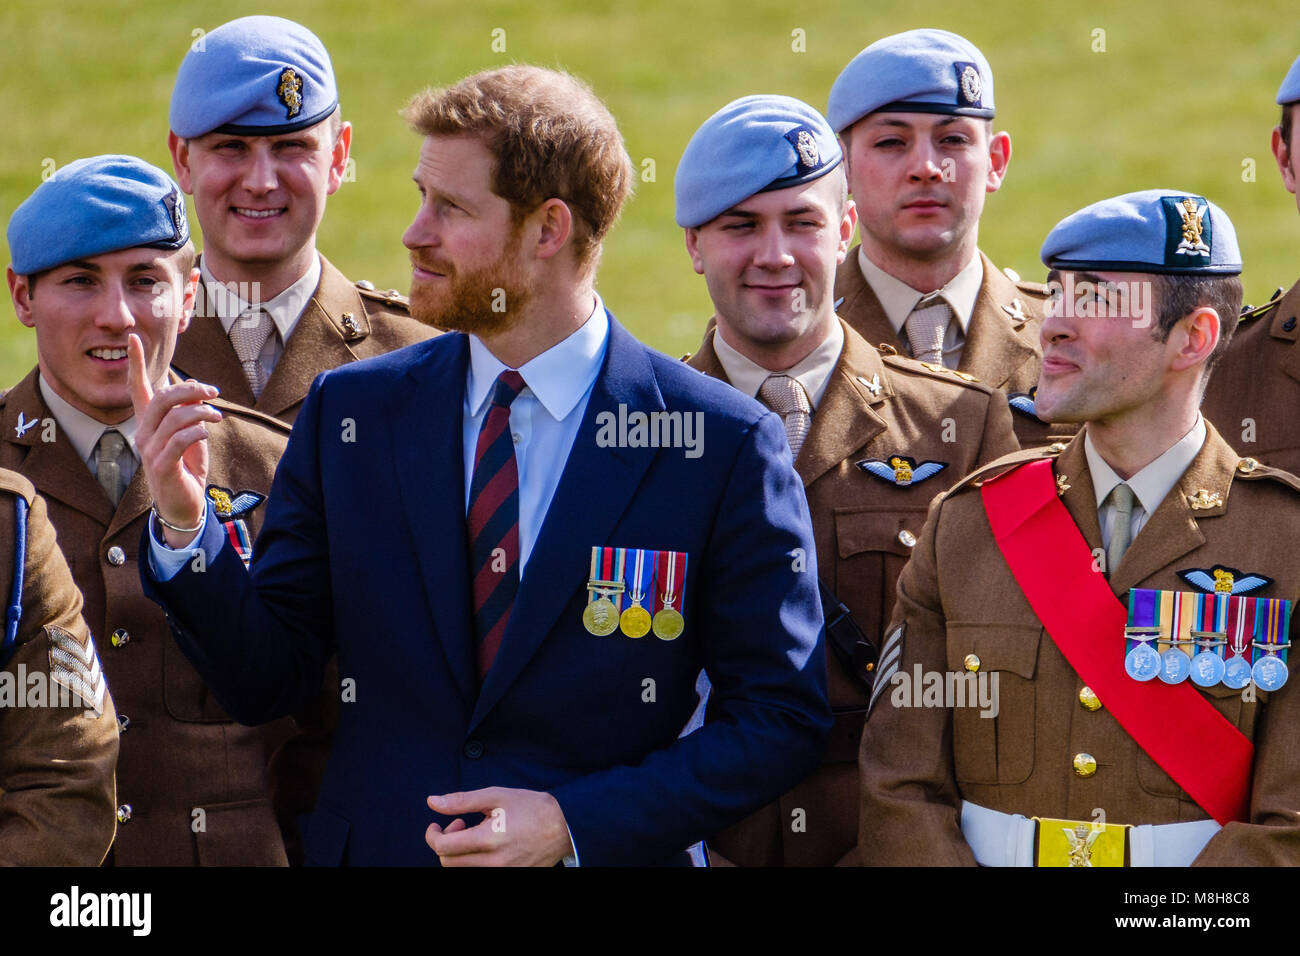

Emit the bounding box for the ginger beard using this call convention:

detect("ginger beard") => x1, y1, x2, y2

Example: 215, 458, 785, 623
408, 224, 531, 336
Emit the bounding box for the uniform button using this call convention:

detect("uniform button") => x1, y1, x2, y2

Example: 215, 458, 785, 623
1236, 457, 1259, 474
110, 628, 130, 648
463, 740, 484, 759
106, 546, 126, 566
117, 714, 130, 733
1284, 317, 1297, 333
898, 530, 917, 548
1048, 442, 1067, 454
1078, 686, 1102, 711
963, 654, 980, 673
1073, 753, 1097, 777
116, 804, 133, 823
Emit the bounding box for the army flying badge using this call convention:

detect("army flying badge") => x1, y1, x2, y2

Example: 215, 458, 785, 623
206, 484, 266, 568
857, 455, 947, 487
1007, 387, 1041, 420
1177, 566, 1273, 596
277, 67, 304, 118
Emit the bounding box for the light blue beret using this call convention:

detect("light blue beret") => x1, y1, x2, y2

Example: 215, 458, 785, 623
7, 155, 189, 276
170, 15, 338, 138
1041, 190, 1241, 276
1278, 54, 1300, 104
827, 28, 994, 133
675, 94, 842, 228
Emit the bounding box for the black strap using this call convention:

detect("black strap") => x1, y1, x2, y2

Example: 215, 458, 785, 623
0, 496, 26, 668
818, 577, 877, 694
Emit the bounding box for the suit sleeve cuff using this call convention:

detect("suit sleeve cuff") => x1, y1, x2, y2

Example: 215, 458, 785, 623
146, 507, 213, 580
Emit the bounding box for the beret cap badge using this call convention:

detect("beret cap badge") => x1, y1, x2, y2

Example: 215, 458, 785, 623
792, 128, 820, 172
277, 67, 304, 118
958, 63, 982, 105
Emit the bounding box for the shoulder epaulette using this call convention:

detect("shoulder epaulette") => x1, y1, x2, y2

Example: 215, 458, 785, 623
1002, 266, 1050, 298
943, 443, 1066, 498
356, 282, 410, 311
880, 352, 988, 390
1236, 287, 1284, 325
1233, 455, 1300, 494
207, 397, 292, 435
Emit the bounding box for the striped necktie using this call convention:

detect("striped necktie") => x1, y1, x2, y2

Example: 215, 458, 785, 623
904, 292, 952, 366
467, 370, 526, 679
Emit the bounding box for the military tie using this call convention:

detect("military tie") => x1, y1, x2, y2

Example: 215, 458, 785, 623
229, 309, 275, 399
467, 370, 527, 679
904, 292, 952, 367
1106, 482, 1136, 571
759, 374, 813, 460
95, 428, 128, 507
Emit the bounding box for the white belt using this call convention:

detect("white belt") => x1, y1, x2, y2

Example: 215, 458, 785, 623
960, 800, 1221, 867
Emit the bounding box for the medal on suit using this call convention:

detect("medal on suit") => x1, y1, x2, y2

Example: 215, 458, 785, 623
1250, 596, 1291, 691
652, 549, 687, 641
620, 548, 655, 638
584, 546, 626, 636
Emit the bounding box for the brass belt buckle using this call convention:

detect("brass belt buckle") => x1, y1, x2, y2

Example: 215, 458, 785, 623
1033, 816, 1130, 867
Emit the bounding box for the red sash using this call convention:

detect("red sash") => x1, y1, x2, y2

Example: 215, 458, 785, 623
980, 458, 1252, 825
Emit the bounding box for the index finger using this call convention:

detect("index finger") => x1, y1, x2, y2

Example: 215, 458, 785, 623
428, 788, 507, 816
127, 333, 153, 414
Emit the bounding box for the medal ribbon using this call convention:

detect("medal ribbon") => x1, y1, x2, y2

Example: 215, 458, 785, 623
1226, 595, 1256, 663
604, 547, 627, 612
981, 458, 1253, 825
1255, 597, 1292, 665
1126, 588, 1158, 656
1193, 591, 1227, 659
625, 548, 655, 609
654, 550, 687, 613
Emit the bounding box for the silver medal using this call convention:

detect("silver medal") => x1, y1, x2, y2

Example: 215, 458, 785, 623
1190, 651, 1226, 688
1158, 648, 1192, 684
1252, 653, 1288, 692
1125, 643, 1160, 682
1223, 655, 1253, 690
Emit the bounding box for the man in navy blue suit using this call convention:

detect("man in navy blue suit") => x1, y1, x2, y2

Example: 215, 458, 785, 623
130, 65, 830, 866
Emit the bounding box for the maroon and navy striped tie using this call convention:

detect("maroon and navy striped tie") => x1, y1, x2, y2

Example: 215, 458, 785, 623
467, 370, 526, 679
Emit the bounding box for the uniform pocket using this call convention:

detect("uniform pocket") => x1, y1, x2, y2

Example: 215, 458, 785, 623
832, 506, 928, 644
945, 623, 1041, 786
1134, 680, 1261, 798
163, 635, 235, 723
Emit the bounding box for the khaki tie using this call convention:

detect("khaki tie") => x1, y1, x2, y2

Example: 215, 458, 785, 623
759, 374, 813, 460
229, 309, 275, 399
1106, 482, 1136, 571
904, 292, 952, 367
95, 429, 127, 507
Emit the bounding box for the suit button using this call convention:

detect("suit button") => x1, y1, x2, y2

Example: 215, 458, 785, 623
110, 628, 130, 648
117, 714, 130, 733
463, 740, 484, 759
106, 546, 126, 566
1073, 753, 1097, 777
116, 804, 133, 823
1078, 686, 1102, 711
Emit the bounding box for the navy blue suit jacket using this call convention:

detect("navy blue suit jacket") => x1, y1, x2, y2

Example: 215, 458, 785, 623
142, 315, 830, 865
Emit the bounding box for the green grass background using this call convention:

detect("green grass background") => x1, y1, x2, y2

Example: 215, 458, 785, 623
1, 0, 1295, 385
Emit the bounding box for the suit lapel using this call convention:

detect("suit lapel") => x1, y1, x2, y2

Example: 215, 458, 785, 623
470, 316, 662, 729
1269, 283, 1300, 387
1052, 435, 1103, 554
391, 336, 477, 710
833, 250, 900, 352
0, 371, 114, 526
959, 253, 1040, 389
257, 259, 365, 419
797, 323, 889, 486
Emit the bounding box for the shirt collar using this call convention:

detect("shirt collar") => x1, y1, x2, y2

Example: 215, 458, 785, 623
200, 253, 322, 342
466, 292, 608, 421
1085, 415, 1207, 517
712, 318, 844, 411
38, 374, 141, 465
857, 246, 983, 335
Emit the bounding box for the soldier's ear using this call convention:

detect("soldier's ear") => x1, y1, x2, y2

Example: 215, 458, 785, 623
683, 228, 705, 276
178, 266, 200, 335
326, 122, 353, 196
7, 268, 35, 329
985, 131, 1011, 193
169, 133, 195, 195
1272, 125, 1296, 195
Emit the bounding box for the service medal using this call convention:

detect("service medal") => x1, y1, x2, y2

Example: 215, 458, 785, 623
620, 548, 656, 638
652, 549, 687, 641
584, 546, 627, 636
583, 599, 619, 636
1223, 656, 1253, 690
1190, 650, 1226, 688
1252, 654, 1288, 692
1124, 643, 1159, 682
1187, 594, 1228, 688
1250, 596, 1292, 691
1158, 647, 1191, 684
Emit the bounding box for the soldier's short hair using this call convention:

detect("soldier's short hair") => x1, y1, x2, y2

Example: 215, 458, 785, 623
402, 65, 634, 271
1282, 103, 1296, 148
1151, 273, 1243, 375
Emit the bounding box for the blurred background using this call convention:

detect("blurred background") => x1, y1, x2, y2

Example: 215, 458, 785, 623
1, 0, 1295, 384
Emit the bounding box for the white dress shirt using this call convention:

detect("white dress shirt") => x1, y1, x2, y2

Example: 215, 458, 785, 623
200, 254, 322, 381
857, 246, 983, 368
39, 375, 140, 488
711, 318, 843, 410
1085, 416, 1207, 551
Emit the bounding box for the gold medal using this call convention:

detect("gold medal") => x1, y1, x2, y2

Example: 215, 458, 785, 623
583, 597, 619, 636
620, 604, 652, 638
652, 607, 684, 641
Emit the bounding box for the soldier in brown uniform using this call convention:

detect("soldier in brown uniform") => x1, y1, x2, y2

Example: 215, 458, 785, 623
675, 95, 1018, 865
5, 155, 292, 865
826, 29, 1063, 449
0, 470, 119, 865
1202, 54, 1300, 474
165, 15, 437, 424
861, 190, 1300, 866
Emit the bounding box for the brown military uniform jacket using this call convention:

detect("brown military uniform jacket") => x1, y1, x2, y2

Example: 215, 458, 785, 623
171, 254, 437, 425
859, 424, 1300, 865
0, 470, 118, 865
688, 319, 1020, 865
0, 370, 292, 865
834, 248, 1069, 449
1202, 280, 1300, 474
